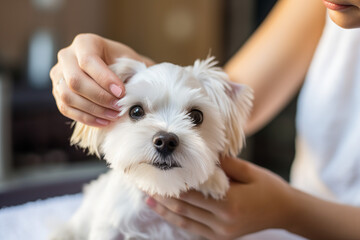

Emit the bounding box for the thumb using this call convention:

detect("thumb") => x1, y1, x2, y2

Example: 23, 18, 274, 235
220, 156, 255, 183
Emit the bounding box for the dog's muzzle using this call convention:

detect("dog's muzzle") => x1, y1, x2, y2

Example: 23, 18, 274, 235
152, 131, 180, 170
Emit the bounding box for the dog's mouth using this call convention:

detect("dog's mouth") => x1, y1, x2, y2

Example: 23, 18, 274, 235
151, 157, 181, 170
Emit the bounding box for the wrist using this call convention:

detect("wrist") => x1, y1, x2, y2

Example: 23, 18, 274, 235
277, 186, 303, 232
281, 187, 317, 237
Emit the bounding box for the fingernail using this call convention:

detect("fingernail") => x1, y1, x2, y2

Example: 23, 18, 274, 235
110, 84, 123, 98
112, 100, 120, 109
96, 118, 110, 126
146, 197, 157, 208
105, 110, 120, 119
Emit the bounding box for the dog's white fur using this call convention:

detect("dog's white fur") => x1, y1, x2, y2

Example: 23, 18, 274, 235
52, 57, 253, 240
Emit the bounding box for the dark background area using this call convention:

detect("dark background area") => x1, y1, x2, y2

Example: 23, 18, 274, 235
0, 0, 297, 207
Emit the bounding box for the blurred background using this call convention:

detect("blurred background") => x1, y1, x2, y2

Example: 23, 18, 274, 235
0, 0, 296, 207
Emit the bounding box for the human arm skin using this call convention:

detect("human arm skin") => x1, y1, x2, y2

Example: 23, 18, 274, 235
147, 157, 360, 240
288, 186, 360, 240
225, 0, 326, 135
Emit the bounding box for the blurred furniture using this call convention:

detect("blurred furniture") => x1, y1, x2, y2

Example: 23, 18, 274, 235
0, 71, 11, 181
106, 0, 225, 65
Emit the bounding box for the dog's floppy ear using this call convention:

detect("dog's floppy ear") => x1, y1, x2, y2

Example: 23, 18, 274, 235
70, 123, 105, 157
70, 58, 147, 156
109, 57, 147, 82
190, 57, 253, 156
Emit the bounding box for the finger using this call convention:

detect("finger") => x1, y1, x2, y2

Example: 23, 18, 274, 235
146, 197, 216, 240
52, 65, 120, 121
50, 63, 67, 93
177, 190, 225, 217
56, 78, 120, 121
50, 63, 61, 85
58, 50, 120, 110
75, 47, 125, 98
54, 97, 110, 127
53, 82, 111, 127
220, 156, 254, 183
151, 195, 218, 229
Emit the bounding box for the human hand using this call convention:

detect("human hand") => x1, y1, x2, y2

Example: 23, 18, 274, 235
50, 33, 154, 127
145, 156, 296, 240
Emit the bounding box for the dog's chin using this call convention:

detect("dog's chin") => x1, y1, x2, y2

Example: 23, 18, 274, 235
123, 162, 211, 198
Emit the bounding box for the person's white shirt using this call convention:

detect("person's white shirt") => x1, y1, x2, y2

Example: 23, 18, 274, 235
291, 13, 360, 206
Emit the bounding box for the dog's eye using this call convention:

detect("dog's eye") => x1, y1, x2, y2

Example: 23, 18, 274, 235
189, 109, 203, 125
129, 105, 145, 120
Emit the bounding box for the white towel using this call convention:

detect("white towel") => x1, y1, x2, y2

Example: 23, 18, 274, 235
0, 194, 82, 240
0, 193, 305, 240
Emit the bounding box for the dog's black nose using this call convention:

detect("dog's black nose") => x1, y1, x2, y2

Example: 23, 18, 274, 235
153, 131, 179, 156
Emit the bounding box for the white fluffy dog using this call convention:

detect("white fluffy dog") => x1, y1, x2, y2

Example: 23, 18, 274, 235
52, 57, 252, 240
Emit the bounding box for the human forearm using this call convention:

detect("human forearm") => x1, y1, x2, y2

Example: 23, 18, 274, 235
225, 0, 326, 135
286, 188, 360, 240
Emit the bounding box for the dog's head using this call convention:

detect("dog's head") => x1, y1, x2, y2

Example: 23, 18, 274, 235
71, 57, 252, 197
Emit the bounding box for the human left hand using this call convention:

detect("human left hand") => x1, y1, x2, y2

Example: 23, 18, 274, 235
145, 156, 296, 240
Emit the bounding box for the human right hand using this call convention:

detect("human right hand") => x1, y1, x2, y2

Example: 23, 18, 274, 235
146, 156, 295, 240
50, 33, 153, 127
